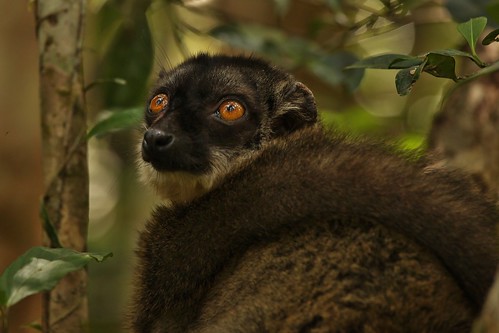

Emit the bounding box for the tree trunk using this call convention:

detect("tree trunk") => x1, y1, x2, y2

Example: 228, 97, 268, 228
34, 1, 89, 332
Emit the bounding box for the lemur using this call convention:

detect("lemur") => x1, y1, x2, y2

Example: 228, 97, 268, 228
131, 53, 499, 333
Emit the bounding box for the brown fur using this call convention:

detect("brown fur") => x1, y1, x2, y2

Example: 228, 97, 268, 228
130, 54, 499, 332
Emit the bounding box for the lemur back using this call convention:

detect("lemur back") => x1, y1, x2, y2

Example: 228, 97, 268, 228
131, 54, 499, 333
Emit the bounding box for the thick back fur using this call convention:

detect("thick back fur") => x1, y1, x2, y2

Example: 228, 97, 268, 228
131, 54, 499, 332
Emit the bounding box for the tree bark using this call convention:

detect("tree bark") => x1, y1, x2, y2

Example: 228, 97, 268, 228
34, 1, 89, 332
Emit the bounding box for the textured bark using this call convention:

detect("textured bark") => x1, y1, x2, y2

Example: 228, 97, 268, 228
35, 0, 89, 332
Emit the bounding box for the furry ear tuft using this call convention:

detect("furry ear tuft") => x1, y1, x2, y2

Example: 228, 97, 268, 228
270, 82, 318, 137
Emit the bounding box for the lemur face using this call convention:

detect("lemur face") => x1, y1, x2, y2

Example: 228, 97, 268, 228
141, 56, 267, 173
138, 54, 317, 204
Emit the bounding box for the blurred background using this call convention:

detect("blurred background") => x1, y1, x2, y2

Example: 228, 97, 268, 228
1, 0, 497, 332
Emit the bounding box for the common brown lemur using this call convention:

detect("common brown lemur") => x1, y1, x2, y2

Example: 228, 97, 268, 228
131, 53, 499, 332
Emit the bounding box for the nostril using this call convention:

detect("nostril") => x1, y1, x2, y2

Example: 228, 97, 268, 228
143, 128, 175, 151
155, 133, 174, 147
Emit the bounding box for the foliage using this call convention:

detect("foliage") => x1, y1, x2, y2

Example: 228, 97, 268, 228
86, 107, 143, 139
483, 28, 499, 45
85, 0, 499, 138
86, 0, 416, 136
87, 0, 499, 138
350, 17, 499, 95
0, 247, 112, 332
0, 248, 111, 308
1, 203, 112, 332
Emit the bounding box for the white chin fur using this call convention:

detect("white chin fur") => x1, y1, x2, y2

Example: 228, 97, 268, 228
137, 148, 238, 205
138, 166, 218, 205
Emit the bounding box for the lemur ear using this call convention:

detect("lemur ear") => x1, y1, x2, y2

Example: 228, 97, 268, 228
270, 82, 318, 137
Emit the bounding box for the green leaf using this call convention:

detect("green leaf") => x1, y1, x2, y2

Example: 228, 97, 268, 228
457, 17, 487, 56
428, 48, 474, 59
395, 68, 415, 96
426, 48, 486, 67
423, 53, 457, 80
390, 57, 425, 69
347, 54, 423, 69
87, 107, 143, 139
395, 62, 425, 96
0, 247, 112, 308
482, 28, 499, 45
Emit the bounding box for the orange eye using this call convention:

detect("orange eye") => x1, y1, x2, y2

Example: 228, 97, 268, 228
218, 100, 245, 121
149, 94, 168, 114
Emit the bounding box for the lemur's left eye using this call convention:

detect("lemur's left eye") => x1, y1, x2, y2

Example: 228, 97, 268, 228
218, 100, 245, 121
149, 94, 168, 114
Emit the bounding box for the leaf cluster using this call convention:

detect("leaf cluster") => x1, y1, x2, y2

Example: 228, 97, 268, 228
350, 17, 499, 95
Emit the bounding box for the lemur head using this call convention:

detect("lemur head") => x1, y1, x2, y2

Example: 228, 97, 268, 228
139, 54, 318, 204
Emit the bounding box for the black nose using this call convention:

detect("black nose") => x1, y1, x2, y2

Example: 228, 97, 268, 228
142, 128, 175, 161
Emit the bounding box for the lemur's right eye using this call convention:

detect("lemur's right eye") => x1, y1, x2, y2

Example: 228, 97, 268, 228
149, 94, 168, 114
